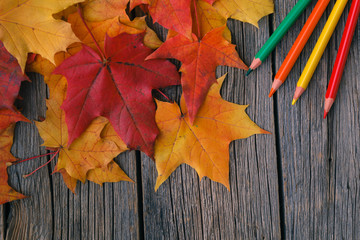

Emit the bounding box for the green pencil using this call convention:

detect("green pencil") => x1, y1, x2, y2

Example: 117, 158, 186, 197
247, 0, 313, 76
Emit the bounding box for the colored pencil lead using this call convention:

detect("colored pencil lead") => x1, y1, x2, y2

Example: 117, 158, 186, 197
323, 98, 335, 118
248, 58, 262, 71
268, 88, 276, 98
268, 78, 283, 97
246, 68, 253, 76
292, 87, 305, 105
323, 110, 328, 119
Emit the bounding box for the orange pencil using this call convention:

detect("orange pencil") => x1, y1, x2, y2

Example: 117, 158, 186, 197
269, 0, 331, 97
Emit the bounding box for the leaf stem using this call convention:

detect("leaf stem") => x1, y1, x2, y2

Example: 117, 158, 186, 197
156, 89, 173, 103
9, 151, 58, 166
77, 5, 107, 60
23, 148, 61, 178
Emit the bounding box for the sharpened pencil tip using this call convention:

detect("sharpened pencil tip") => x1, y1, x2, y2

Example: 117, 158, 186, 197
323, 110, 328, 119
292, 99, 297, 105
246, 68, 253, 76
269, 88, 276, 97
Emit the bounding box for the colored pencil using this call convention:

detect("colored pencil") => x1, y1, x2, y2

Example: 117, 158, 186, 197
246, 0, 313, 76
324, 0, 360, 118
269, 0, 331, 97
292, 0, 348, 105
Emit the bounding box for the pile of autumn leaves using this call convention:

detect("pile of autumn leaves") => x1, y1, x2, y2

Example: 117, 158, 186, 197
0, 0, 274, 204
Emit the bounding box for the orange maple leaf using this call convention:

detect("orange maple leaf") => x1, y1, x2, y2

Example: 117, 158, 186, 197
154, 74, 269, 190
0, 124, 26, 204
147, 26, 247, 124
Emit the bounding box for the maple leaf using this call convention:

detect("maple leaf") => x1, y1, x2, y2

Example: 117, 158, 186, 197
0, 108, 29, 130
0, 124, 26, 204
54, 33, 180, 157
213, 0, 274, 27
0, 42, 29, 111
56, 116, 132, 183
147, 26, 247, 124
0, 0, 83, 71
154, 75, 269, 190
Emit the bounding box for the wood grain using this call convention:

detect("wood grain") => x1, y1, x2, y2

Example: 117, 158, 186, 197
273, 0, 360, 239
140, 15, 281, 240
1, 0, 359, 239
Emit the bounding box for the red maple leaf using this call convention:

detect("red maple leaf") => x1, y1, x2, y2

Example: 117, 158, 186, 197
54, 33, 180, 157
0, 42, 29, 110
147, 26, 247, 123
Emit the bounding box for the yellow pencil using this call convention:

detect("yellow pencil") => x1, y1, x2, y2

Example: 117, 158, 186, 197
292, 0, 348, 105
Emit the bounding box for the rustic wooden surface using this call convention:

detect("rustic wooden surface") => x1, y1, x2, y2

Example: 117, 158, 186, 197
1, 0, 359, 239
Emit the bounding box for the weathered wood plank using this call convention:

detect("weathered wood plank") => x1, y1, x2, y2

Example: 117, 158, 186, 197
50, 151, 139, 240
227, 16, 281, 239
3, 73, 140, 239
274, 0, 330, 238
6, 74, 53, 240
0, 206, 5, 240
1, 1, 358, 239
140, 13, 281, 239
328, 3, 360, 239
274, 0, 359, 238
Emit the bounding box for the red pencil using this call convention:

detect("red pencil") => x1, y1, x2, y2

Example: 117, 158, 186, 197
324, 0, 360, 118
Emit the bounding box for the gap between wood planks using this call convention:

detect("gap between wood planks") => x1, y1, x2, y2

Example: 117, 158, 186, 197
269, 12, 286, 240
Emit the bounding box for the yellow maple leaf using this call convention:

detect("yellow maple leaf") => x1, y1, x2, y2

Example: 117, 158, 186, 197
213, 0, 274, 27
154, 74, 269, 190
0, 0, 83, 71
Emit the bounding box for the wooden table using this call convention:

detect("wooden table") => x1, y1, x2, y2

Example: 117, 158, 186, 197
1, 0, 359, 239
